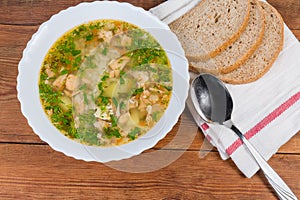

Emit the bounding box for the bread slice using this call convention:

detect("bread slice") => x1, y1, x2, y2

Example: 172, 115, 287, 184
190, 0, 265, 74
218, 1, 284, 84
169, 0, 251, 61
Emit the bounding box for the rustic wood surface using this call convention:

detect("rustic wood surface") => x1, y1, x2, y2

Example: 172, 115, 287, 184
0, 0, 299, 199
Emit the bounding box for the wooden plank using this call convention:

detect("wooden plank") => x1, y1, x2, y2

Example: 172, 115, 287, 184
292, 30, 300, 41
0, 0, 164, 25
0, 144, 299, 199
0, 25, 42, 143
0, 0, 299, 29
268, 0, 300, 29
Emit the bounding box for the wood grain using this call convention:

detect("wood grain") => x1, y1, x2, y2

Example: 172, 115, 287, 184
0, 0, 299, 28
0, 144, 299, 199
268, 0, 300, 29
0, 0, 300, 199
293, 30, 300, 40
0, 0, 164, 25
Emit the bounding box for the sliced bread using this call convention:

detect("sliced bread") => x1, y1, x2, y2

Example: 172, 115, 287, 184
190, 0, 265, 74
219, 1, 284, 84
169, 0, 251, 61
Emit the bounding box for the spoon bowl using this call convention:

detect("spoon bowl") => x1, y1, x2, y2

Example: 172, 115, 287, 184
190, 73, 297, 200
190, 73, 233, 124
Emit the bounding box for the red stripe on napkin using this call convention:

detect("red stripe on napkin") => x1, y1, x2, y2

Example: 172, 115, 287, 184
201, 123, 209, 131
226, 91, 300, 155
206, 134, 212, 142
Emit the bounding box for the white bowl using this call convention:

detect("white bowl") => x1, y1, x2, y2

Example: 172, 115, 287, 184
17, 1, 189, 162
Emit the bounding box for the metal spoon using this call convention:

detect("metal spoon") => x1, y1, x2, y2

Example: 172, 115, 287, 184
190, 73, 298, 200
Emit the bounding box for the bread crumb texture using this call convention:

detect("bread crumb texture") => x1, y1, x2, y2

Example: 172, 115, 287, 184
219, 1, 284, 84
170, 0, 250, 61
191, 0, 265, 75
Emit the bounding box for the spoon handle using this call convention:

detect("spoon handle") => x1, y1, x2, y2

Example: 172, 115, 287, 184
231, 125, 298, 200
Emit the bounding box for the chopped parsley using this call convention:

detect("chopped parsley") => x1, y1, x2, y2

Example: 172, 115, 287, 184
103, 127, 121, 139
128, 127, 141, 140
132, 87, 144, 96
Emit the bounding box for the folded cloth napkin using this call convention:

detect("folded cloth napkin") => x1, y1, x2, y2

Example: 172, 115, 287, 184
188, 28, 300, 178
149, 0, 202, 24
150, 1, 300, 178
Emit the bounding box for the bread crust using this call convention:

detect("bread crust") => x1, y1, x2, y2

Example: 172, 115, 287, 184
170, 0, 251, 62
220, 1, 284, 84
188, 0, 251, 61
220, 0, 266, 74
190, 0, 266, 74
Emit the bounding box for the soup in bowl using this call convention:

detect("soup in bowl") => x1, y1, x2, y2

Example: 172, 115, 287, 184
39, 19, 172, 146
17, 1, 189, 162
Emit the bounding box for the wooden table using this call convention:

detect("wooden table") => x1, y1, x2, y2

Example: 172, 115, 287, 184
1, 0, 299, 199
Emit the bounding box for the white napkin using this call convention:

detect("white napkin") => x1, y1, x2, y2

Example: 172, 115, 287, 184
188, 27, 300, 178
150, 1, 300, 178
149, 0, 202, 24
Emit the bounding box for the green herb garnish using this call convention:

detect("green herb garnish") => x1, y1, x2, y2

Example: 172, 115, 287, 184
103, 127, 121, 139
132, 87, 144, 96
110, 115, 118, 127
128, 127, 141, 140
112, 97, 118, 108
